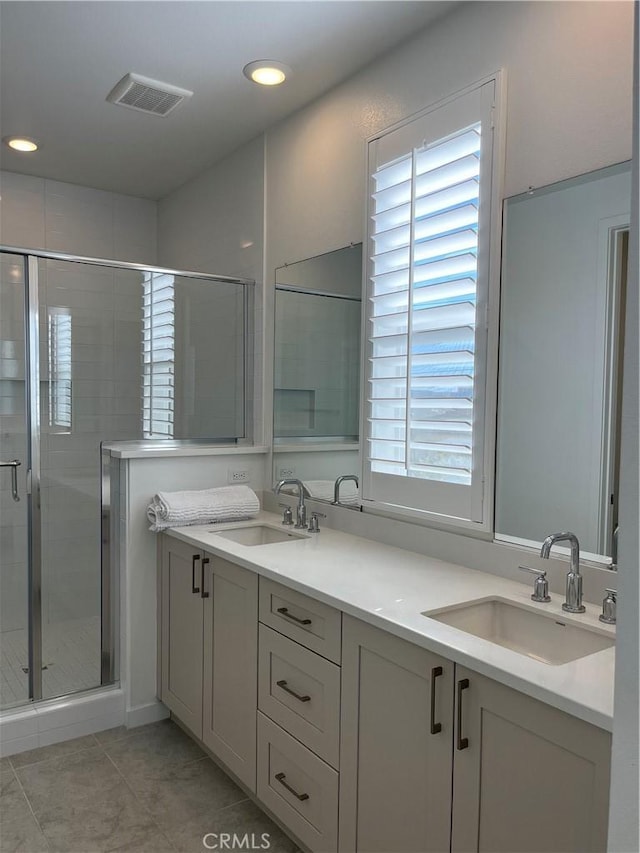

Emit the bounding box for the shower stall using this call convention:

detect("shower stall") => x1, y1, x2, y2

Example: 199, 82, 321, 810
0, 247, 252, 713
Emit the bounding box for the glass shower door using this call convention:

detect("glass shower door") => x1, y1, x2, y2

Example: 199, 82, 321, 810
0, 254, 30, 709
38, 257, 144, 699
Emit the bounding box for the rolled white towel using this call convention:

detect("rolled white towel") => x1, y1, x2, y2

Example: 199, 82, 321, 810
147, 485, 260, 532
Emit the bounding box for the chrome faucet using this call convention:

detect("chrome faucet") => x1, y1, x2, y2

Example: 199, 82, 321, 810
540, 531, 585, 613
275, 479, 308, 529
332, 474, 359, 506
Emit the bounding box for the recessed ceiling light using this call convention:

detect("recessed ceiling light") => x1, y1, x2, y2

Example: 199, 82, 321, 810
3, 136, 39, 152
243, 61, 291, 86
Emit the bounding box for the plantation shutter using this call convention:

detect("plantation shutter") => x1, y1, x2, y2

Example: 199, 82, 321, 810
363, 80, 498, 523
48, 310, 72, 431
143, 272, 175, 438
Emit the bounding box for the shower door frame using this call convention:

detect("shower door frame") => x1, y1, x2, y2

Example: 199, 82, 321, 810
2, 245, 255, 705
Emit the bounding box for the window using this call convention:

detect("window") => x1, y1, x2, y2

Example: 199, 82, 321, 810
362, 77, 502, 526
143, 272, 175, 438
48, 309, 72, 432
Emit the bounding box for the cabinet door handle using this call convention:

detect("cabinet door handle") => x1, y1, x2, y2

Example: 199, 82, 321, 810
430, 665, 443, 735
274, 772, 309, 801
276, 606, 311, 626
276, 679, 311, 703
191, 554, 200, 594
456, 678, 470, 750
201, 557, 210, 599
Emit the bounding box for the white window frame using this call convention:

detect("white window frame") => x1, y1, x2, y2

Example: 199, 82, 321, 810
360, 72, 505, 533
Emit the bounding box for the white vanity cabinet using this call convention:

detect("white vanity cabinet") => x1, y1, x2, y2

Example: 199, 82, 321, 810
340, 614, 611, 853
158, 535, 258, 791
158, 534, 612, 853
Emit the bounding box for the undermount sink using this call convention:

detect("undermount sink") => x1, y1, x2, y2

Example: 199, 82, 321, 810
211, 524, 310, 546
423, 597, 614, 665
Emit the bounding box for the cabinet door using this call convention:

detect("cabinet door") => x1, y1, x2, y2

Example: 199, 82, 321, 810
339, 615, 454, 853
451, 666, 611, 853
202, 554, 258, 792
159, 537, 204, 737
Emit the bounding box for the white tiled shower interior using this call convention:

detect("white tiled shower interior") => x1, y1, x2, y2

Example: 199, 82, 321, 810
274, 289, 360, 439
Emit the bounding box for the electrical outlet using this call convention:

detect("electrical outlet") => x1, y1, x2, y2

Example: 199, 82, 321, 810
228, 469, 250, 484
278, 467, 295, 479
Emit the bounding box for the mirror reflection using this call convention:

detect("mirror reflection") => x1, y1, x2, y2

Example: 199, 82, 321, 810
495, 162, 631, 560
272, 244, 362, 505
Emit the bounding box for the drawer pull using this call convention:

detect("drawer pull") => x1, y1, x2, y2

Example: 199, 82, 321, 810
456, 678, 470, 750
276, 679, 311, 703
430, 665, 443, 735
276, 606, 312, 626
274, 771, 309, 801
191, 554, 200, 594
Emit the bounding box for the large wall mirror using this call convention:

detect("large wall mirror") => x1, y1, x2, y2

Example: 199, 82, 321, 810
495, 162, 631, 562
272, 244, 362, 504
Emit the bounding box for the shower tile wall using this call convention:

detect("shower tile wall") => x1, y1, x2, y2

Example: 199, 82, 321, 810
0, 170, 157, 705
274, 291, 360, 438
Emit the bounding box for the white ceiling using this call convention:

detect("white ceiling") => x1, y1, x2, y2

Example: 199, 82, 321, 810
0, 1, 456, 200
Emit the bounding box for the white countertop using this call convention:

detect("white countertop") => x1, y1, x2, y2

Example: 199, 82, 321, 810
104, 442, 269, 459
166, 511, 615, 731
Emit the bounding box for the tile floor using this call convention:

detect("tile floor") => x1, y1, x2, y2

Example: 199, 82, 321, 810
0, 719, 301, 853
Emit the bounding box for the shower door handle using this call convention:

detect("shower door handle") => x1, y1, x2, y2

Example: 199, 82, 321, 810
0, 460, 21, 502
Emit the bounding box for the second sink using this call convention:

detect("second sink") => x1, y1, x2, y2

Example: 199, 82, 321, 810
211, 524, 310, 546
423, 597, 614, 665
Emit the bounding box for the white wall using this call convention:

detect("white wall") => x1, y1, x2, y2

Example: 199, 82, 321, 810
157, 136, 265, 443
264, 1, 632, 271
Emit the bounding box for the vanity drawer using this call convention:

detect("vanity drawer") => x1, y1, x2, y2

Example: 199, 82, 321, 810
257, 711, 338, 853
259, 578, 342, 663
259, 624, 341, 768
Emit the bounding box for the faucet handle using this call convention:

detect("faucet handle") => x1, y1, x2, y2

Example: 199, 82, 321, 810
278, 503, 294, 526
308, 512, 326, 533
599, 589, 617, 624
518, 566, 551, 603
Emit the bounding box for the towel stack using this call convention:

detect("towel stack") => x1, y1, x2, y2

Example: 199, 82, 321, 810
147, 485, 260, 531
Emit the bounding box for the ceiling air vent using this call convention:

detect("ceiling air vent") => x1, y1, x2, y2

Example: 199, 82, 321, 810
106, 73, 193, 117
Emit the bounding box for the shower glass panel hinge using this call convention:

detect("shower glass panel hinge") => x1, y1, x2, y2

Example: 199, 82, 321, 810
26, 468, 32, 495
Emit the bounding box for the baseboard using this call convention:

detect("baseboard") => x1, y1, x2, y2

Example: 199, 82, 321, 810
0, 686, 126, 757
125, 699, 170, 728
